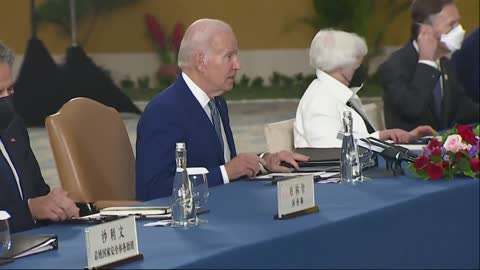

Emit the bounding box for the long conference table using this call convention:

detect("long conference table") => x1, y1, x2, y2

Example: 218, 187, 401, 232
1, 171, 479, 269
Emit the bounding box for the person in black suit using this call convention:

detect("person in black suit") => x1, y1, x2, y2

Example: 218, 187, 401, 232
452, 27, 479, 103
378, 0, 479, 131
0, 41, 79, 233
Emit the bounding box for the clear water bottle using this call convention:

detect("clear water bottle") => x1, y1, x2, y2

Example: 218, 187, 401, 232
0, 211, 11, 257
171, 142, 197, 227
340, 111, 361, 183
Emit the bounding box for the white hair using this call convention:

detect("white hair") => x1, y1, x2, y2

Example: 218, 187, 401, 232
0, 40, 14, 67
177, 18, 233, 69
309, 29, 367, 72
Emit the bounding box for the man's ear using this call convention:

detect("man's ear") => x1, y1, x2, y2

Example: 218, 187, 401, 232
194, 52, 207, 72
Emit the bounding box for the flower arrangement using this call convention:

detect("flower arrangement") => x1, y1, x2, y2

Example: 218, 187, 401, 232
409, 124, 480, 180
144, 13, 184, 84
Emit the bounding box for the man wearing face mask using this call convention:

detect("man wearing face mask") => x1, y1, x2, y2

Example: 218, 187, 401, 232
378, 0, 479, 131
0, 41, 79, 233
294, 29, 435, 148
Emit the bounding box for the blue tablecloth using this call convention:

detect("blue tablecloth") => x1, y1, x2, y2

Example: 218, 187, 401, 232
2, 175, 479, 269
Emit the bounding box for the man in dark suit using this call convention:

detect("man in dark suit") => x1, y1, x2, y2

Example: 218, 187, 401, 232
452, 27, 479, 103
0, 41, 79, 233
378, 0, 479, 131
136, 19, 308, 200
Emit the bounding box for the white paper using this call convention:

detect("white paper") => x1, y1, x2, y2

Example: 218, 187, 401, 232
143, 220, 172, 227
187, 167, 209, 175
255, 171, 331, 179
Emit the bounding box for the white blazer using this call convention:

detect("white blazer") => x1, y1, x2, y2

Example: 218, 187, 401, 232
294, 70, 380, 148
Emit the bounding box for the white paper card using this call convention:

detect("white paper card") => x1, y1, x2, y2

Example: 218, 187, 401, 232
85, 216, 139, 269
277, 175, 315, 218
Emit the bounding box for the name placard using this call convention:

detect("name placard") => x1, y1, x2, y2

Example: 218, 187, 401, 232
85, 216, 142, 269
276, 175, 318, 219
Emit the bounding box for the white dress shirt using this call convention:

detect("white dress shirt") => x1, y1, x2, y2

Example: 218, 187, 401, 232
182, 72, 231, 184
0, 139, 23, 199
294, 69, 380, 148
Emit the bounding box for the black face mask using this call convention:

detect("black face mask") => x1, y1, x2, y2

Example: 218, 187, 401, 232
348, 64, 368, 88
0, 95, 15, 134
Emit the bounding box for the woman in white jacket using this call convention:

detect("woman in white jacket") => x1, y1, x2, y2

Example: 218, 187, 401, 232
294, 29, 435, 148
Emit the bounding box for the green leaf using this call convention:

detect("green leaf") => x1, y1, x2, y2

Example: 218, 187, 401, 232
474, 125, 480, 137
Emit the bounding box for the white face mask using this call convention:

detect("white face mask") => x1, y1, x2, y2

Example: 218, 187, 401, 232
440, 24, 466, 52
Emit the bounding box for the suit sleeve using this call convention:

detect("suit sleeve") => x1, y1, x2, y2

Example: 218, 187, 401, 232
447, 66, 480, 124
0, 198, 35, 233
21, 123, 50, 198
379, 60, 441, 121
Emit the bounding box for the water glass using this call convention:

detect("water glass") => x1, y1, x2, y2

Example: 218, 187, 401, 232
0, 211, 11, 258
357, 138, 374, 182
187, 167, 209, 224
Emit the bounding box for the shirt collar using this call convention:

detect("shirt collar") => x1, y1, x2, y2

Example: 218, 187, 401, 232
182, 72, 211, 109
316, 69, 353, 104
412, 40, 420, 52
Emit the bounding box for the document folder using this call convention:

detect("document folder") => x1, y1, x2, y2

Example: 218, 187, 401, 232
0, 234, 58, 264
281, 148, 341, 172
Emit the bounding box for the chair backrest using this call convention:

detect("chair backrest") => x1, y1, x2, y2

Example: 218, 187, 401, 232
45, 97, 136, 202
363, 102, 386, 131
264, 119, 295, 152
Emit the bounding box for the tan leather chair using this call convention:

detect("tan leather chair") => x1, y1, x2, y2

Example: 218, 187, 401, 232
264, 119, 295, 152
46, 97, 140, 209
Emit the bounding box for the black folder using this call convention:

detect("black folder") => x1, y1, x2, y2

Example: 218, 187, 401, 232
281, 148, 341, 172
0, 234, 58, 264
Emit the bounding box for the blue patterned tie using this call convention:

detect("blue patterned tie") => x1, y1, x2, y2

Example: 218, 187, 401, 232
433, 76, 443, 121
208, 99, 224, 153
0, 149, 21, 199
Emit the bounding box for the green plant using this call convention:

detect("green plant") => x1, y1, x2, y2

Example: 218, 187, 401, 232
35, 0, 137, 45
294, 0, 410, 64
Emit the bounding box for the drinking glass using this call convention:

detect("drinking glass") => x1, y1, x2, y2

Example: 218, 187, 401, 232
187, 168, 209, 224
0, 211, 11, 258
356, 138, 374, 182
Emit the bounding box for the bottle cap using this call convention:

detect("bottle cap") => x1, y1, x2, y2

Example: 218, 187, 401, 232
176, 142, 186, 149
343, 111, 352, 118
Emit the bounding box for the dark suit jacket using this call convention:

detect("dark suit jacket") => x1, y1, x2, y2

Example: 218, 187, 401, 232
378, 41, 479, 131
136, 75, 237, 200
452, 28, 479, 103
0, 115, 50, 233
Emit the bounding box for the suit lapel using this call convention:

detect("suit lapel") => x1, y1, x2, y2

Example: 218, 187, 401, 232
1, 118, 25, 199
177, 78, 227, 163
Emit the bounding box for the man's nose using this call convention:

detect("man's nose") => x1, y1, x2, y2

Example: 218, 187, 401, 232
233, 58, 241, 70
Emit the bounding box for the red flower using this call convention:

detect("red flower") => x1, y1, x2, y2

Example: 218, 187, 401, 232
427, 139, 441, 150
456, 124, 477, 145
470, 157, 480, 172
426, 162, 444, 180
442, 160, 450, 169
414, 155, 429, 172
171, 22, 184, 53
454, 151, 466, 163
431, 147, 442, 157
145, 13, 166, 49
